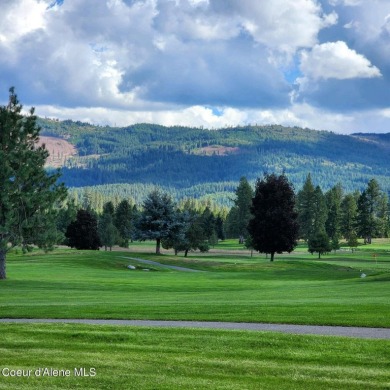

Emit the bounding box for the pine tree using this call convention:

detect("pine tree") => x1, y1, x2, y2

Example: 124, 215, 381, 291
114, 199, 134, 247
136, 190, 182, 254
163, 211, 209, 257
325, 183, 343, 242
0, 88, 67, 279
248, 174, 299, 262
233, 177, 253, 239
98, 212, 118, 251
308, 231, 331, 258
56, 199, 78, 243
357, 179, 383, 244
312, 185, 328, 234
65, 209, 101, 250
297, 173, 315, 240
340, 194, 358, 241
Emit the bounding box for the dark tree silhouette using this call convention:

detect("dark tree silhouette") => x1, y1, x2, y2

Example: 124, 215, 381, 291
248, 173, 299, 262
65, 209, 101, 250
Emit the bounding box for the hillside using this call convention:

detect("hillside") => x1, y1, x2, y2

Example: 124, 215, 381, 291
38, 119, 390, 202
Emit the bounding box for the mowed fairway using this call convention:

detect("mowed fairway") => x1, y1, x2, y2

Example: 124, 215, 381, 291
1, 241, 390, 389
0, 324, 389, 390
1, 243, 390, 326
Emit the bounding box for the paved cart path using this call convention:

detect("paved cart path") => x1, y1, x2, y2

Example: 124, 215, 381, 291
1, 318, 390, 339
119, 256, 204, 272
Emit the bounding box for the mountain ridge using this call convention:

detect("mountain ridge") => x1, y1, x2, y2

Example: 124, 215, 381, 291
37, 118, 390, 199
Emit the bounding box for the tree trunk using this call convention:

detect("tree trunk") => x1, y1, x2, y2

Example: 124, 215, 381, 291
270, 252, 275, 262
0, 250, 6, 280
156, 238, 161, 254
318, 252, 321, 259
184, 249, 189, 257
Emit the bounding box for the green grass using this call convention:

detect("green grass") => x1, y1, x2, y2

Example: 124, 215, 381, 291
2, 244, 390, 389
0, 323, 389, 390
1, 246, 390, 327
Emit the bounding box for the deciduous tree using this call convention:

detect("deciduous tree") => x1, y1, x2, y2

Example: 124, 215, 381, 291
248, 173, 299, 262
65, 209, 101, 250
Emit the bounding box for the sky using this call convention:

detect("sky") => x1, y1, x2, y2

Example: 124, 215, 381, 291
1, 0, 390, 133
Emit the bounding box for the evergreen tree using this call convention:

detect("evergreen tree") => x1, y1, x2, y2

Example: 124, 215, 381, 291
330, 236, 341, 253
56, 199, 78, 243
347, 232, 359, 253
340, 193, 358, 241
357, 190, 371, 244
114, 199, 134, 247
199, 207, 217, 244
325, 183, 343, 242
357, 179, 382, 244
0, 88, 67, 279
297, 173, 315, 240
233, 177, 253, 239
312, 185, 328, 234
225, 206, 239, 239
136, 190, 182, 254
103, 201, 115, 216
99, 211, 119, 251
163, 211, 209, 257
65, 209, 101, 250
248, 174, 299, 262
377, 193, 389, 238
215, 214, 226, 241
308, 231, 331, 259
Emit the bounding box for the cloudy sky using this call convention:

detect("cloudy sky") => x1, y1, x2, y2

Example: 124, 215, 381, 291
1, 0, 390, 133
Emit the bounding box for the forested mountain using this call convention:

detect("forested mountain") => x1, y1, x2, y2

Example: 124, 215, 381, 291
38, 118, 390, 204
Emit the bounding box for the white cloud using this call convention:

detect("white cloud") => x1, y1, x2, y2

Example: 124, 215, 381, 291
1, 0, 390, 135
0, 0, 48, 44
299, 41, 381, 80
209, 0, 337, 53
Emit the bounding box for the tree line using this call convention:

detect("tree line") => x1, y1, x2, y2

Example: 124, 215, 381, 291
2, 88, 390, 279
62, 172, 389, 261
225, 174, 389, 258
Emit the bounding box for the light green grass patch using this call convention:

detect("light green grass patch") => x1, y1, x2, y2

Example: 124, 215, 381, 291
0, 324, 389, 390
1, 248, 390, 327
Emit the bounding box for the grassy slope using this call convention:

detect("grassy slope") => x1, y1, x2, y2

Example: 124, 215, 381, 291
1, 242, 390, 389
0, 323, 389, 390
1, 242, 389, 327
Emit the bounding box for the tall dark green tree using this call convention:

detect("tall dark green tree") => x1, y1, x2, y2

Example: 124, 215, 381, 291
0, 88, 67, 279
296, 173, 315, 240
163, 210, 209, 257
340, 193, 358, 241
56, 199, 78, 243
215, 214, 226, 241
114, 199, 134, 247
377, 193, 389, 238
308, 231, 331, 259
98, 211, 119, 251
65, 209, 101, 250
248, 173, 299, 262
233, 177, 254, 240
136, 190, 182, 254
312, 185, 328, 234
325, 183, 343, 243
357, 179, 382, 244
